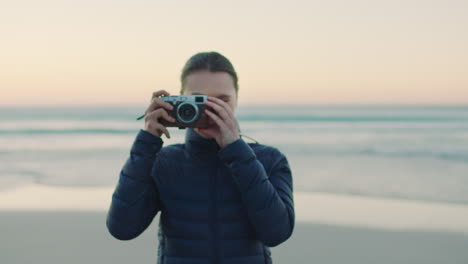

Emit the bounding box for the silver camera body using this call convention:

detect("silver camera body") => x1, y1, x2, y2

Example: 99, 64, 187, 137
159, 95, 210, 128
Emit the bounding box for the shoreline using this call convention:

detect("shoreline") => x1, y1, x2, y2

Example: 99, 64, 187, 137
1, 183, 468, 234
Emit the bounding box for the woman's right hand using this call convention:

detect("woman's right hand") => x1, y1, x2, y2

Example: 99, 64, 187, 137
143, 90, 176, 138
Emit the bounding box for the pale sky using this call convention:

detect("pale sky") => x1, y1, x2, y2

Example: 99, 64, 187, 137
1, 0, 467, 106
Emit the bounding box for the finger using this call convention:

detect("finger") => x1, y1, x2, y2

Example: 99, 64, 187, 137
158, 108, 176, 123
204, 109, 228, 132
204, 101, 230, 122
207, 97, 234, 118
151, 97, 174, 111
147, 108, 175, 123
152, 122, 171, 139
146, 97, 174, 114
206, 97, 238, 129
151, 90, 170, 100
145, 121, 170, 138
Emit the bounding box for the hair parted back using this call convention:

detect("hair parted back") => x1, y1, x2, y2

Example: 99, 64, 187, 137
180, 51, 238, 95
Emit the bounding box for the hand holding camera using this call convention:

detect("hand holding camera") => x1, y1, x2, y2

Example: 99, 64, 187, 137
139, 91, 212, 138
141, 90, 176, 138
202, 96, 240, 148
158, 94, 211, 129
138, 91, 239, 147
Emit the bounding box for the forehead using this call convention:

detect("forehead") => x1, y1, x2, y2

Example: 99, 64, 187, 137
184, 70, 236, 96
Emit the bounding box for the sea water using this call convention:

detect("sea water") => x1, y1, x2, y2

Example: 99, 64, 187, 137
1, 105, 467, 204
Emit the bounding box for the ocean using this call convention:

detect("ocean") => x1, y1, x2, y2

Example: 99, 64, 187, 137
1, 105, 467, 205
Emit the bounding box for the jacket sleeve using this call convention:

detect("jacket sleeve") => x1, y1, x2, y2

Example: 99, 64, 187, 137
106, 129, 163, 240
218, 138, 295, 247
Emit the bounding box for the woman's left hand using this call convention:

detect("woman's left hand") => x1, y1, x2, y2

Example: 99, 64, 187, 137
202, 96, 240, 148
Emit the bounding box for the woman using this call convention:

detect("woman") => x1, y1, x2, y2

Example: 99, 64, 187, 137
106, 51, 295, 264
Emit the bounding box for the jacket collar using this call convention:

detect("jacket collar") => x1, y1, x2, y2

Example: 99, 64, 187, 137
184, 127, 221, 154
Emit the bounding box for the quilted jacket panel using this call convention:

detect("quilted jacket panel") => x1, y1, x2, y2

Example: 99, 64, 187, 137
106, 128, 295, 264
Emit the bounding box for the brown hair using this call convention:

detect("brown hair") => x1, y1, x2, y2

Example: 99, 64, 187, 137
179, 51, 238, 95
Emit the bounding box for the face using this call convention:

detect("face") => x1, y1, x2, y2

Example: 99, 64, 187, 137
182, 70, 238, 139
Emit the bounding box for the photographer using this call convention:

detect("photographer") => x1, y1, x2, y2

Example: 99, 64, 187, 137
106, 51, 295, 264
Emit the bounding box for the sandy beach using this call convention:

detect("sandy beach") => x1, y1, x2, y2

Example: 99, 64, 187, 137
1, 184, 468, 263
2, 211, 468, 264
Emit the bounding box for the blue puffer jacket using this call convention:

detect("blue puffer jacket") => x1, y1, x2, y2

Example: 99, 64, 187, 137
106, 127, 295, 264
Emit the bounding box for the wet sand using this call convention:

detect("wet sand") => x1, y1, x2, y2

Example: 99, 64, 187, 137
2, 210, 468, 264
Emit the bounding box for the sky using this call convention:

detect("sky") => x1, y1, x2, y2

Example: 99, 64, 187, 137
1, 0, 467, 106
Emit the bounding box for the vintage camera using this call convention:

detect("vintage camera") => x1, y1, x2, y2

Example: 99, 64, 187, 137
159, 95, 211, 128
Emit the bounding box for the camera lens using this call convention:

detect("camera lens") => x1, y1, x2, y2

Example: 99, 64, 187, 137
177, 103, 198, 123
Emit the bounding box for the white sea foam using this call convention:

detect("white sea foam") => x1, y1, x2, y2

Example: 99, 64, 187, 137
1, 106, 468, 205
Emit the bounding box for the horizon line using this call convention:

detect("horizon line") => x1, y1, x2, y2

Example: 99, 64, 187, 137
1, 103, 468, 109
